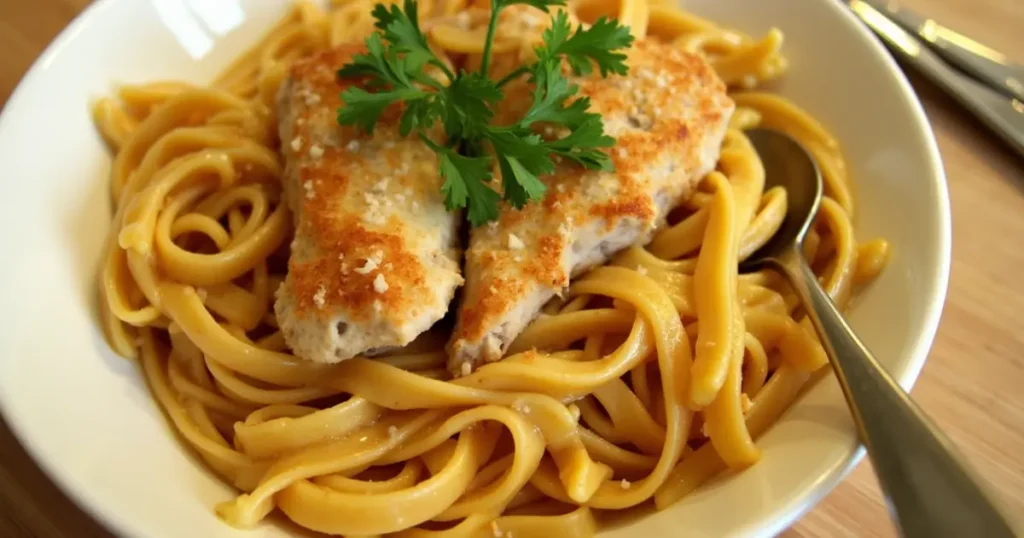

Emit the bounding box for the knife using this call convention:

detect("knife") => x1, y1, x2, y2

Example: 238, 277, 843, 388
847, 0, 1024, 159
861, 0, 1024, 103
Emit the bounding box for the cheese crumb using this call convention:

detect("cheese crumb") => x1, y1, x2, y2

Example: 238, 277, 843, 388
616, 147, 628, 158
373, 273, 389, 293
303, 91, 321, 106
636, 266, 648, 276
388, 425, 399, 438
460, 362, 472, 377
508, 233, 524, 250
304, 180, 315, 199
620, 479, 632, 489
338, 253, 344, 261
355, 257, 379, 274
313, 286, 326, 308
290, 137, 302, 151
346, 139, 361, 152
308, 144, 324, 159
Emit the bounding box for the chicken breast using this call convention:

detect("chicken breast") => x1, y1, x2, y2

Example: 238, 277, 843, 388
274, 45, 463, 364
448, 39, 734, 373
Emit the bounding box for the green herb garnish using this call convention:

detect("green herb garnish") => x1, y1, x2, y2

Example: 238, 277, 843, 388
336, 0, 634, 225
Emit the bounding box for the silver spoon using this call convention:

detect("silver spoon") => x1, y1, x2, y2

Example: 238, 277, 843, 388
740, 128, 1018, 537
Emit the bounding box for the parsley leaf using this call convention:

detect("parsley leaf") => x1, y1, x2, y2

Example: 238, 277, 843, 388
335, 0, 633, 225
486, 128, 552, 208
424, 137, 502, 226
537, 11, 634, 77
499, 0, 567, 11
443, 71, 503, 140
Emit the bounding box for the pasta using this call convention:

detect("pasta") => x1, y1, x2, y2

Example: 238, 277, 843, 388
93, 0, 891, 535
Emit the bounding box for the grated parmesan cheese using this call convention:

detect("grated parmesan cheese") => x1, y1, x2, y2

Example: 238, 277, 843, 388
304, 180, 315, 199
308, 144, 324, 159
508, 233, 524, 250
636, 266, 648, 276
388, 425, 399, 438
290, 136, 302, 151
346, 139, 361, 152
313, 286, 326, 308
373, 273, 389, 293
616, 147, 628, 158
620, 479, 632, 489
460, 362, 472, 377
302, 90, 321, 106
355, 257, 379, 274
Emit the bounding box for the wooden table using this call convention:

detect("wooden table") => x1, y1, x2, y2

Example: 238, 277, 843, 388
1, 0, 1022, 536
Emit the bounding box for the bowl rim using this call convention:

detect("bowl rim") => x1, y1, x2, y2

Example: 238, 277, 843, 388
0, 0, 951, 536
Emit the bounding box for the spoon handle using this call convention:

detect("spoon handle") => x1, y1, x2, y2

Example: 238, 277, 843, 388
772, 246, 1018, 537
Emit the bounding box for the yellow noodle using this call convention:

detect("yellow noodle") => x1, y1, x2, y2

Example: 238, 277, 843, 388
92, 0, 889, 535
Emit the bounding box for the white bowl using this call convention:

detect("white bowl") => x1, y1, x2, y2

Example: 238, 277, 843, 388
0, 0, 949, 536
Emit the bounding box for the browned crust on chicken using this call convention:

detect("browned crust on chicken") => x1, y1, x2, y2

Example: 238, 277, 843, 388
275, 45, 463, 363
449, 39, 734, 372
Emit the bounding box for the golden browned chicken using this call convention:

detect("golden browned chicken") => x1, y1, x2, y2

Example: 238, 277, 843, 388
448, 39, 734, 374
274, 46, 463, 363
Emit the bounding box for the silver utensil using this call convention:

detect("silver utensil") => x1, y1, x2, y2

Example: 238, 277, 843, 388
845, 0, 1024, 159
864, 0, 1024, 102
741, 128, 1019, 537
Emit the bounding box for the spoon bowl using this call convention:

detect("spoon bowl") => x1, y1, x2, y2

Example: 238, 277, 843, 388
741, 128, 1018, 537
740, 129, 823, 273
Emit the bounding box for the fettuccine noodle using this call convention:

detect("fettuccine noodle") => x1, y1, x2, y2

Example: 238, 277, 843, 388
93, 0, 890, 535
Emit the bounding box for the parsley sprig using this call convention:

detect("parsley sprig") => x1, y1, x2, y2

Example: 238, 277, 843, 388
336, 0, 634, 225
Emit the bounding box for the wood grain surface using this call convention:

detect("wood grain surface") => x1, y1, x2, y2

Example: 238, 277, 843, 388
1, 0, 1022, 536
